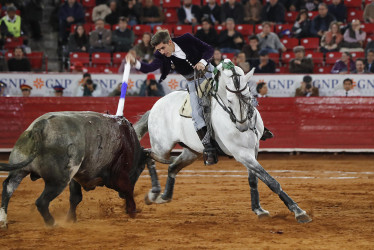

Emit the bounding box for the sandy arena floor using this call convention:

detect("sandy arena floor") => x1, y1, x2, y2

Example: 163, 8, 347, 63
0, 153, 373, 249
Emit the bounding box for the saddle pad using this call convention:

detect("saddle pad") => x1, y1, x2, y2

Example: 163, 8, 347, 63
179, 79, 212, 118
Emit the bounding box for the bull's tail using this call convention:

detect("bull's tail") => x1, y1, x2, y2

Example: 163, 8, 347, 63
0, 119, 46, 172
133, 110, 150, 141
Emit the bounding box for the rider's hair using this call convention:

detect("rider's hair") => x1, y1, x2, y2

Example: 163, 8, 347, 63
151, 29, 171, 47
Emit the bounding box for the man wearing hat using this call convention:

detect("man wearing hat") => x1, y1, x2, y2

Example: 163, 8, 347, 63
53, 85, 65, 97
0, 81, 7, 96
0, 6, 27, 38
289, 46, 313, 74
295, 75, 319, 97
20, 84, 32, 97
139, 73, 165, 96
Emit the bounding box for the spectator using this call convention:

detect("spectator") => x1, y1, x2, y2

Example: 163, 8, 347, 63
310, 3, 335, 38
364, 49, 374, 73
89, 19, 112, 53
201, 0, 221, 25
58, 0, 85, 44
0, 81, 7, 96
53, 85, 65, 97
261, 0, 286, 24
328, 0, 346, 23
118, 0, 142, 26
20, 84, 32, 97
331, 51, 355, 73
0, 6, 27, 39
139, 73, 165, 96
257, 22, 287, 54
7, 47, 31, 72
67, 24, 89, 53
112, 17, 134, 52
221, 0, 244, 25
105, 0, 121, 26
364, 0, 374, 23
235, 52, 250, 73
177, 0, 201, 25
92, 3, 111, 23
140, 0, 164, 28
292, 9, 311, 39
319, 21, 343, 53
218, 18, 244, 54
295, 75, 319, 97
24, 0, 43, 40
255, 82, 268, 97
243, 0, 262, 24
194, 17, 218, 48
83, 79, 97, 96
242, 35, 260, 65
289, 0, 322, 12
133, 32, 154, 63
340, 19, 366, 52
252, 50, 276, 73
352, 59, 368, 74
334, 78, 360, 96
211, 48, 223, 67
289, 46, 314, 73
109, 83, 122, 96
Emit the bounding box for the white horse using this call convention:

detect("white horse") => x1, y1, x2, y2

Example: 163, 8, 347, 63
135, 60, 312, 223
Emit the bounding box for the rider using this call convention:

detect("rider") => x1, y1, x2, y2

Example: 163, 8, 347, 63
126, 30, 218, 165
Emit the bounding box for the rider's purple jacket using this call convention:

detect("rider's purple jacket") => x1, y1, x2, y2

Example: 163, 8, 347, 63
138, 33, 214, 82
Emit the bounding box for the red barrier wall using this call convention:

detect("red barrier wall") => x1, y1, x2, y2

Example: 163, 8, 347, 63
1, 97, 373, 151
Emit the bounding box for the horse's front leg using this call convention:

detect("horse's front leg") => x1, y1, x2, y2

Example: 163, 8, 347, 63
242, 156, 312, 223
144, 158, 161, 205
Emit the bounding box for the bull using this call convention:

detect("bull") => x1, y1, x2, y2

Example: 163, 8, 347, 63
0, 111, 156, 228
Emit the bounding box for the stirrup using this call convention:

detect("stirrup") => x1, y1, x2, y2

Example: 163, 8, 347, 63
203, 147, 218, 165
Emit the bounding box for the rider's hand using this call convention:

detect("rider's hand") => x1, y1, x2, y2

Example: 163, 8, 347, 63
126, 53, 136, 65
194, 62, 205, 71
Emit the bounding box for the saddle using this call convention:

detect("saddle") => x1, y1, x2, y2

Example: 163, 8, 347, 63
179, 78, 213, 118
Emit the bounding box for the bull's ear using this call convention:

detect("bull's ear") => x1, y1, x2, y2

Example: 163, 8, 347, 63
243, 67, 255, 83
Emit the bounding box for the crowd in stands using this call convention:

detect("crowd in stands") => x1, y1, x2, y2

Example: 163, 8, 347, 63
1, 0, 374, 76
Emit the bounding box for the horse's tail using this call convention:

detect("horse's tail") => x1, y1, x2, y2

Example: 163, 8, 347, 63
134, 110, 150, 141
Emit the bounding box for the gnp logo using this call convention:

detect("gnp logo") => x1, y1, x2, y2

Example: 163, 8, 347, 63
168, 79, 179, 90
33, 78, 44, 89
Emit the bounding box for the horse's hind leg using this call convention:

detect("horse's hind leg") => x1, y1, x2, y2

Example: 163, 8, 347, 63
66, 179, 82, 223
149, 148, 199, 204
248, 171, 269, 218
0, 170, 29, 228
35, 181, 68, 227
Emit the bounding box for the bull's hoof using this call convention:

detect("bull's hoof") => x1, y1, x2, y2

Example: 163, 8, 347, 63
296, 212, 312, 224
254, 208, 270, 219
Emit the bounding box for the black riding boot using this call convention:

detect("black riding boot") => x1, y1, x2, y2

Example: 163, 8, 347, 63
196, 126, 218, 165
260, 127, 274, 141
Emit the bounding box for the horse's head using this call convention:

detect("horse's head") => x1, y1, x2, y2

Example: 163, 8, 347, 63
215, 59, 255, 132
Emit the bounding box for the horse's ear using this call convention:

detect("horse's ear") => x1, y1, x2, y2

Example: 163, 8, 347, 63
243, 67, 255, 83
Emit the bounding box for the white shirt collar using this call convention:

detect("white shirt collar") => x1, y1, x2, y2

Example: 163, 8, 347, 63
171, 42, 186, 59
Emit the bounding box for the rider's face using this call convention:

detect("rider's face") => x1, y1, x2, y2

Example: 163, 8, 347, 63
155, 40, 174, 57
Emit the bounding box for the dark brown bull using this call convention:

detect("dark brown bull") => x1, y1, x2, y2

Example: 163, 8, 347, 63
0, 111, 150, 228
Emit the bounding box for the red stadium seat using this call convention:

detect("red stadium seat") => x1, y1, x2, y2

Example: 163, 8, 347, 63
71, 23, 92, 33
113, 52, 127, 66
193, 25, 202, 34
81, 0, 95, 8
28, 52, 44, 71
102, 66, 118, 74
222, 53, 235, 61
70, 52, 90, 65
173, 25, 193, 36
3, 37, 24, 50
164, 8, 178, 24
280, 37, 299, 50
351, 51, 365, 60
300, 37, 320, 50
235, 24, 254, 36
214, 24, 226, 34
255, 24, 274, 34
153, 24, 174, 34
360, 23, 374, 35
163, 0, 181, 8
84, 8, 93, 23
275, 66, 289, 73
132, 25, 152, 36
347, 10, 364, 22
305, 51, 324, 65
282, 51, 295, 64
91, 52, 111, 66
192, 0, 201, 5
285, 11, 298, 23
5, 51, 13, 60
308, 11, 318, 20
314, 65, 333, 73
275, 24, 293, 36
268, 53, 280, 65
325, 52, 342, 65
345, 0, 362, 8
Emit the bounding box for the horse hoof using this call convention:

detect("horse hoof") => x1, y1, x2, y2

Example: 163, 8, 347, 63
0, 221, 7, 229
144, 190, 161, 205
296, 212, 312, 224
154, 194, 171, 204
254, 208, 270, 219
144, 193, 153, 205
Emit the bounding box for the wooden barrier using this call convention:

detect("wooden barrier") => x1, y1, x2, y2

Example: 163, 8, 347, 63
1, 97, 373, 151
